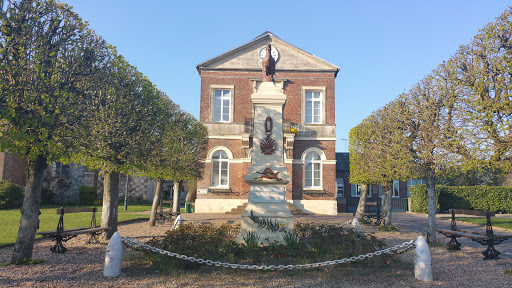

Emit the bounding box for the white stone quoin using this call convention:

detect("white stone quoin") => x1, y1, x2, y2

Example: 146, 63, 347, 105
414, 235, 433, 282
104, 231, 123, 278
237, 81, 293, 244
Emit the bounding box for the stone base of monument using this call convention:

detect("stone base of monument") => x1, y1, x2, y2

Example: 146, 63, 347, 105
236, 202, 294, 244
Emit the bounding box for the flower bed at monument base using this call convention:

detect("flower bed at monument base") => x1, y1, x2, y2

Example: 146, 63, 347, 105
140, 223, 392, 271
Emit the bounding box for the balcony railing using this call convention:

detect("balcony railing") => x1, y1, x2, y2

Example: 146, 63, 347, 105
245, 118, 318, 137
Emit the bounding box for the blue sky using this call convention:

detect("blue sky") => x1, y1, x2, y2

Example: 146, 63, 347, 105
64, 0, 511, 152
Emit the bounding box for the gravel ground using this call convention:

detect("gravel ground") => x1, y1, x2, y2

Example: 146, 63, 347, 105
1, 214, 512, 287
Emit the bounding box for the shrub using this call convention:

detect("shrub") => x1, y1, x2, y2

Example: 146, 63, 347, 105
41, 186, 55, 205
146, 224, 242, 269
410, 185, 512, 213
0, 180, 23, 209
78, 186, 95, 205
143, 223, 389, 271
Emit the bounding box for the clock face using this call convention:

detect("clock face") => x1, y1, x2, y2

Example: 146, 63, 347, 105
258, 46, 279, 62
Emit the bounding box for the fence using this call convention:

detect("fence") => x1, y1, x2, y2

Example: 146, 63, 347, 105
348, 198, 409, 213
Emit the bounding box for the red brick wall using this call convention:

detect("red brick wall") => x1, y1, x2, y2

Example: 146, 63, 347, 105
199, 71, 336, 125
0, 152, 28, 187
293, 140, 336, 160
198, 69, 337, 204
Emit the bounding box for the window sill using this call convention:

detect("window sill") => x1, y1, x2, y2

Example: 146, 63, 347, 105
303, 189, 325, 195
208, 187, 232, 193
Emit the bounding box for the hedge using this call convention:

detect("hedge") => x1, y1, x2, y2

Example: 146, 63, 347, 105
79, 186, 96, 205
0, 180, 23, 209
410, 185, 512, 213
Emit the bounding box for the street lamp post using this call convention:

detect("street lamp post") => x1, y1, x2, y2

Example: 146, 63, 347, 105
124, 175, 129, 211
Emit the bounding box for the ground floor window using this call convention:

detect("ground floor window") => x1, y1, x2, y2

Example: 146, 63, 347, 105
211, 150, 229, 187
336, 178, 344, 198
406, 178, 425, 197
351, 183, 362, 197
393, 180, 400, 197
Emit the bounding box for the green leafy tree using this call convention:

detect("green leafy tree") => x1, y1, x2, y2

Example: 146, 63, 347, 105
449, 7, 512, 173
72, 53, 164, 239
146, 101, 208, 226
0, 0, 107, 263
350, 98, 417, 226
349, 120, 372, 221
401, 65, 458, 242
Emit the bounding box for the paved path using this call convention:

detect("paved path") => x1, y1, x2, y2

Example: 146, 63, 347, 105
392, 212, 512, 259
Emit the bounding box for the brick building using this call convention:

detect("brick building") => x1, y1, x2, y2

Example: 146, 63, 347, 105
335, 152, 412, 213
0, 152, 28, 187
195, 32, 339, 215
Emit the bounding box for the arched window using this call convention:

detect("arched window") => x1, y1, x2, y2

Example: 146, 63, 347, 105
305, 152, 322, 188
211, 150, 229, 187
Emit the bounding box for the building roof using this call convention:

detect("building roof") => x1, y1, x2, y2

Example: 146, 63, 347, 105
196, 31, 339, 76
336, 152, 350, 171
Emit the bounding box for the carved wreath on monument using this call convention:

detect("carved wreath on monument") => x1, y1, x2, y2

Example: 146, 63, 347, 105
260, 116, 276, 155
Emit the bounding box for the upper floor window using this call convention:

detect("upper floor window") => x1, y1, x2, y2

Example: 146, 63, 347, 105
302, 86, 326, 124
305, 91, 322, 124
211, 150, 229, 187
213, 89, 231, 122
305, 152, 322, 188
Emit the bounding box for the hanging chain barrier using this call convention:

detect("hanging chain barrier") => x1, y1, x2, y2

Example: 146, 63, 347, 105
121, 237, 415, 271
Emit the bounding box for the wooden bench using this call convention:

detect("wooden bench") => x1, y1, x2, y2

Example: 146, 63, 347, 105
158, 200, 180, 224
435, 209, 512, 260
37, 207, 109, 253
362, 201, 381, 225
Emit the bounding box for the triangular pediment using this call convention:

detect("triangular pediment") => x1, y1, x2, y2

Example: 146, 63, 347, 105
196, 32, 339, 74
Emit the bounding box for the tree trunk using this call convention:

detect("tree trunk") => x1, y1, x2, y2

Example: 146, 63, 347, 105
101, 171, 119, 240
149, 178, 162, 226
11, 155, 47, 264
381, 181, 393, 226
426, 172, 436, 243
355, 184, 369, 221
184, 180, 197, 203
172, 180, 181, 213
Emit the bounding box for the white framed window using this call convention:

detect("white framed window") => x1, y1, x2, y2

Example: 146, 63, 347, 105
393, 180, 400, 197
302, 86, 326, 124
351, 184, 362, 197
407, 178, 425, 197
367, 184, 373, 197
305, 152, 322, 188
211, 150, 229, 187
378, 184, 383, 197
305, 91, 322, 124
336, 178, 344, 198
213, 89, 231, 122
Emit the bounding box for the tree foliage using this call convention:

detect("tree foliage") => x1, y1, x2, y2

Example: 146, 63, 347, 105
146, 97, 208, 225
349, 7, 512, 237
0, 0, 109, 263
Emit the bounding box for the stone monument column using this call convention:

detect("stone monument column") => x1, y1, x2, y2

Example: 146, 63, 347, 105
237, 78, 293, 244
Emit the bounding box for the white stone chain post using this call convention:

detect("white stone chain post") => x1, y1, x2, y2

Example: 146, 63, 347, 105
414, 235, 433, 282
351, 218, 364, 235
172, 215, 183, 230
104, 231, 123, 277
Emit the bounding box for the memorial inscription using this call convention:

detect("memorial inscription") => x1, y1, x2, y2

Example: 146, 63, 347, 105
250, 186, 285, 202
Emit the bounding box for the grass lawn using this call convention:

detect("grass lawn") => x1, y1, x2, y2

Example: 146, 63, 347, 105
455, 217, 512, 231
0, 204, 152, 246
